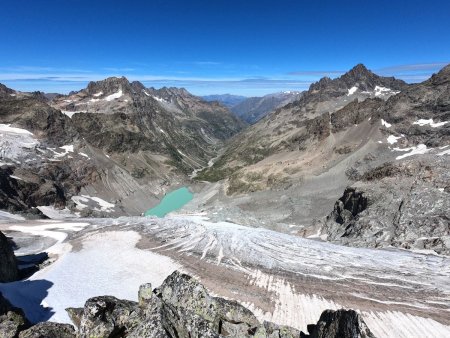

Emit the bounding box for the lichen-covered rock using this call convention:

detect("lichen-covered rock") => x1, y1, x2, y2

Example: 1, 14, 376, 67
0, 231, 19, 282
157, 271, 260, 338
301, 309, 375, 338
18, 322, 76, 338
0, 292, 29, 338
73, 296, 142, 338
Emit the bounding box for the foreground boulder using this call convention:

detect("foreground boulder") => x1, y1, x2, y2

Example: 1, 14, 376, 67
0, 231, 19, 282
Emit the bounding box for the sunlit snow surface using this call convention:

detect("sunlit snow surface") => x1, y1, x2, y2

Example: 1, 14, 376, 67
1, 216, 449, 337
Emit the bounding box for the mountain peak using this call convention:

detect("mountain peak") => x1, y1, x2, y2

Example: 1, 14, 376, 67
340, 63, 374, 84
308, 64, 407, 94
86, 76, 132, 95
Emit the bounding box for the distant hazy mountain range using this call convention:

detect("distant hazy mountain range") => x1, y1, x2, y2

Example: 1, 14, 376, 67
202, 91, 303, 124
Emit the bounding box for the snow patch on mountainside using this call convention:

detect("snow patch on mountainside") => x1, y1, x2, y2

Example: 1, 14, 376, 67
381, 119, 392, 128
387, 135, 402, 144
347, 86, 358, 96
394, 144, 430, 160
105, 89, 123, 101
413, 119, 448, 128
374, 86, 400, 97
71, 195, 115, 212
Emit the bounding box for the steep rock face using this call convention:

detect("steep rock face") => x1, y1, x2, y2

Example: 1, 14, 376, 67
0, 231, 19, 282
301, 309, 375, 338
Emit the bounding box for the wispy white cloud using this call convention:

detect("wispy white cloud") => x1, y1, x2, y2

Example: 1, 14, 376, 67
376, 62, 449, 73
287, 70, 344, 76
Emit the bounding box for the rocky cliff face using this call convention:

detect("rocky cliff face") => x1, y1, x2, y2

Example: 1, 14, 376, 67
2, 271, 376, 338
0, 231, 19, 282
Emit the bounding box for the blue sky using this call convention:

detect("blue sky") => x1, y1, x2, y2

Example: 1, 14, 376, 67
1, 0, 449, 96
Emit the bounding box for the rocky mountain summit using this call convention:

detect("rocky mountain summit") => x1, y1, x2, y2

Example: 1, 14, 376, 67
1, 270, 375, 338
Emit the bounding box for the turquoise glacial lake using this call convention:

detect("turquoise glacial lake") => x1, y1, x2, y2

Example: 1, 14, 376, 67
144, 187, 193, 217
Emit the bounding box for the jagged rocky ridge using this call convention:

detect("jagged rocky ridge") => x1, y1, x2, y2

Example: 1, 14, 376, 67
1, 271, 375, 338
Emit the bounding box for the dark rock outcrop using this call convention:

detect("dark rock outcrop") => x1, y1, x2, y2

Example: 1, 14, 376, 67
301, 309, 375, 338
0, 231, 19, 282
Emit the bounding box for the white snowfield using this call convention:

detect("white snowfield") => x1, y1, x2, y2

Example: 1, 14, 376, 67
413, 119, 448, 128
1, 216, 449, 337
